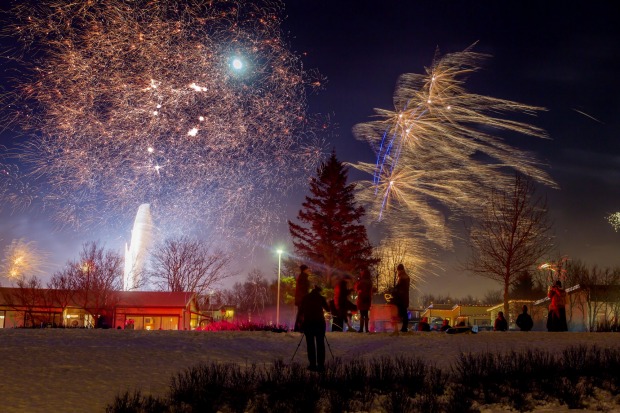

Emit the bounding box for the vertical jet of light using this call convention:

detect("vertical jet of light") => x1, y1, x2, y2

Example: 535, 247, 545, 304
124, 204, 154, 290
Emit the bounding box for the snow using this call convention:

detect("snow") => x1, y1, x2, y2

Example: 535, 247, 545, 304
2, 329, 620, 412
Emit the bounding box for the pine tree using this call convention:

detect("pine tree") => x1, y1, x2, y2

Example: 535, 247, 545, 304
288, 152, 377, 286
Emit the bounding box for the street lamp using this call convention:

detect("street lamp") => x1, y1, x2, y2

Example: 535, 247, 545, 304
276, 249, 283, 326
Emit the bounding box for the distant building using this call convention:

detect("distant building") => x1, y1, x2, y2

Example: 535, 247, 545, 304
0, 288, 200, 330
420, 303, 493, 329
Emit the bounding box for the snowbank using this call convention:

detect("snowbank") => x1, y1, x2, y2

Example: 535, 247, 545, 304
2, 329, 620, 412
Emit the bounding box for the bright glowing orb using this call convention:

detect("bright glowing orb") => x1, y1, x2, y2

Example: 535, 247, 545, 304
231, 57, 243, 70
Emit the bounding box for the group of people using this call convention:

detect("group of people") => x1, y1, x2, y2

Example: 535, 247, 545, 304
294, 263, 411, 371
492, 279, 568, 332
294, 263, 569, 371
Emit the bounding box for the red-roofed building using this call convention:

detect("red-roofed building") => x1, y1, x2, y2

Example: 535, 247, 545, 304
0, 288, 201, 330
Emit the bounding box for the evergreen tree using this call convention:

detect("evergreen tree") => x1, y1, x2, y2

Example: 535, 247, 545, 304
288, 151, 377, 286
511, 270, 545, 299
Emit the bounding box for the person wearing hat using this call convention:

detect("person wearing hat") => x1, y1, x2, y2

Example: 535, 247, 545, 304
294, 264, 311, 332
299, 285, 330, 372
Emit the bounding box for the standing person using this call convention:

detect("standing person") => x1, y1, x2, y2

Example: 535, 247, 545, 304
393, 264, 410, 334
547, 280, 568, 332
294, 265, 311, 332
516, 305, 534, 331
494, 311, 508, 331
355, 268, 373, 333
299, 285, 330, 372
333, 276, 356, 332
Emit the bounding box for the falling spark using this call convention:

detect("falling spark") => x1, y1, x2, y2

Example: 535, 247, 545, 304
0, 0, 325, 243
572, 108, 604, 124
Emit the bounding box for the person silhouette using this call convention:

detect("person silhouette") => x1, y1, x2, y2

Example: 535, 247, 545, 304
516, 305, 534, 331
494, 311, 508, 331
392, 264, 410, 334
299, 285, 330, 372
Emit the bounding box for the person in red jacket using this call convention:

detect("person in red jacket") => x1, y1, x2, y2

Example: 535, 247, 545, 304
355, 268, 373, 333
547, 280, 568, 331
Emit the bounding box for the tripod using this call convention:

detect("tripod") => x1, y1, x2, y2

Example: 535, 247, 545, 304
291, 332, 333, 362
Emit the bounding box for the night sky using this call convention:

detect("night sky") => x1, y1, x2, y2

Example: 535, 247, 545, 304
1, 1, 619, 298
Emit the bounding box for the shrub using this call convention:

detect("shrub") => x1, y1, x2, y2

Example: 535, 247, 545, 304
107, 345, 620, 413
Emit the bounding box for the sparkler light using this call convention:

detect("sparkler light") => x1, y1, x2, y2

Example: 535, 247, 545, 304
352, 46, 556, 250
0, 0, 325, 241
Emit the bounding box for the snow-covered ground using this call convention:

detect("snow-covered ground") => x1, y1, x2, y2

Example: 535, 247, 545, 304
2, 329, 620, 413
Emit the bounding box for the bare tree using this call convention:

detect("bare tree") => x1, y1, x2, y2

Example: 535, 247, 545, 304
374, 237, 424, 293
47, 270, 77, 327
149, 236, 233, 296
2, 275, 44, 327
482, 289, 503, 305
63, 241, 124, 327
571, 264, 620, 331
230, 269, 271, 320
464, 175, 553, 319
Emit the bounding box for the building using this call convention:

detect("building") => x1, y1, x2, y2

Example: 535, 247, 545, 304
0, 287, 202, 330
420, 303, 493, 329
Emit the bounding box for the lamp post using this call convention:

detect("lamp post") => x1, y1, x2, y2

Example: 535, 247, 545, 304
276, 249, 283, 326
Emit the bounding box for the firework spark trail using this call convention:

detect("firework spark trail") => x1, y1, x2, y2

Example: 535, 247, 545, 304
352, 46, 556, 254
1, 0, 324, 242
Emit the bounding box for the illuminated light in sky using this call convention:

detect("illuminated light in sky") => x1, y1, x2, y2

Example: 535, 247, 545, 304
189, 83, 208, 92
187, 128, 199, 137
231, 57, 244, 70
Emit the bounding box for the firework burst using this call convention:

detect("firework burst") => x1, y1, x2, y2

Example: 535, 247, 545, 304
607, 212, 620, 232
1, 0, 325, 242
352, 46, 556, 251
1, 238, 49, 281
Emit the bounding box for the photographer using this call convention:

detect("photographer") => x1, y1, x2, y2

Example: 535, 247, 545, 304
299, 285, 330, 372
